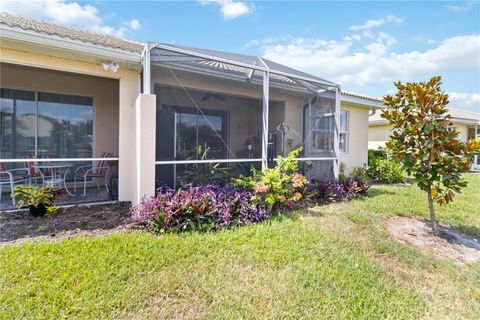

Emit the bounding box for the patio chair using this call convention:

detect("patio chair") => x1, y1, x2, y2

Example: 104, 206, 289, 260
73, 152, 112, 196
25, 155, 45, 186
0, 162, 29, 208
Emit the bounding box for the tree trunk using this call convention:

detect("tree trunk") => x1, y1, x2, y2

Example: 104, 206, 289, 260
427, 188, 438, 234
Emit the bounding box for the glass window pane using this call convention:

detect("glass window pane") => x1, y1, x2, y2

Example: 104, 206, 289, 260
37, 92, 93, 158
339, 133, 346, 152
340, 111, 348, 132
0, 88, 36, 161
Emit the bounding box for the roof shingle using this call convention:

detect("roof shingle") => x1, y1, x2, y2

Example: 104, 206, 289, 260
0, 12, 144, 53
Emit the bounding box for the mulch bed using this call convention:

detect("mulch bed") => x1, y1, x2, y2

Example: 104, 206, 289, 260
386, 216, 480, 265
0, 202, 131, 245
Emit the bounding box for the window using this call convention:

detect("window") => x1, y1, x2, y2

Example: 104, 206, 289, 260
37, 92, 93, 158
447, 126, 456, 133
163, 106, 228, 160
0, 89, 36, 159
339, 111, 348, 152
0, 88, 94, 160
311, 115, 334, 152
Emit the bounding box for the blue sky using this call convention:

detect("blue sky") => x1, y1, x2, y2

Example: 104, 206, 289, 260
1, 1, 479, 111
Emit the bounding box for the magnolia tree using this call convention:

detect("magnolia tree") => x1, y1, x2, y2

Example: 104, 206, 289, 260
382, 76, 480, 234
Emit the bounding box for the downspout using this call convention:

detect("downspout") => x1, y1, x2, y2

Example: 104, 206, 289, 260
142, 43, 152, 94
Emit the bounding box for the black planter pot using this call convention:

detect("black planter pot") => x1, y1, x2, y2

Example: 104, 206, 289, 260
29, 204, 47, 217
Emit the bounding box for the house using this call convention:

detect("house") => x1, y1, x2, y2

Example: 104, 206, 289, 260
368, 107, 480, 170
0, 12, 381, 209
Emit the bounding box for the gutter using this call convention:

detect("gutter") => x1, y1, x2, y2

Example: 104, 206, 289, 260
0, 25, 142, 64
341, 93, 384, 109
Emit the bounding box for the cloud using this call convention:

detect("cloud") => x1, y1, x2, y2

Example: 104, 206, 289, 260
350, 15, 404, 31
447, 92, 480, 111
129, 19, 141, 30
0, 0, 141, 38
200, 0, 253, 19
447, 1, 477, 13
251, 33, 479, 89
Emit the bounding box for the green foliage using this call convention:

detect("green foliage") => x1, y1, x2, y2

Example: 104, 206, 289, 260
232, 147, 308, 208
176, 144, 229, 187
46, 206, 60, 216
382, 76, 477, 205
369, 158, 406, 183
368, 149, 387, 168
11, 185, 54, 209
350, 165, 370, 182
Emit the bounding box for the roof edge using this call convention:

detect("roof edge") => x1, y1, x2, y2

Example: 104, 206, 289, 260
341, 93, 384, 109
0, 24, 142, 63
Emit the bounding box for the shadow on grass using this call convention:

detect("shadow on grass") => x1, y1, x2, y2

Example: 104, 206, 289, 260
362, 188, 395, 198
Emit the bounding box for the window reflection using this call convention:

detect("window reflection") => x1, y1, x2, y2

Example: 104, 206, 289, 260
0, 89, 36, 160
37, 92, 93, 158
0, 89, 94, 160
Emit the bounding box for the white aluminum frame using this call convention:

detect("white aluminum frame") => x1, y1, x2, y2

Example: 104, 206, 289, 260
144, 43, 342, 179
1, 158, 119, 163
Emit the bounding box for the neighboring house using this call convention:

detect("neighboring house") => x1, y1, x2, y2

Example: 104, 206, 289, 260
0, 12, 381, 209
369, 107, 480, 170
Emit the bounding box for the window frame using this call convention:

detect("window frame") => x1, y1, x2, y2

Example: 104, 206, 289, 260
339, 110, 349, 153
162, 104, 229, 160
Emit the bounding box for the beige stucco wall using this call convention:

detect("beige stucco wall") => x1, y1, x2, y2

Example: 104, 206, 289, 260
455, 123, 469, 142
368, 124, 391, 149
339, 103, 370, 174
0, 47, 140, 202
368, 121, 473, 150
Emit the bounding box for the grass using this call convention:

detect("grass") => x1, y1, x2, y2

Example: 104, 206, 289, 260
1, 174, 479, 319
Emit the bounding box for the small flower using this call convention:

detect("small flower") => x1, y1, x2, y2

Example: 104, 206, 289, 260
287, 200, 295, 209
293, 192, 302, 200
292, 173, 307, 188
277, 194, 286, 201
255, 183, 269, 194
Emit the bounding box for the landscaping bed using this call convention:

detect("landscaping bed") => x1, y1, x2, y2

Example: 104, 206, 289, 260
0, 202, 130, 244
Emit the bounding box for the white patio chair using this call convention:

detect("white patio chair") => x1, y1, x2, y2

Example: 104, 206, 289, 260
73, 152, 112, 196
0, 163, 29, 209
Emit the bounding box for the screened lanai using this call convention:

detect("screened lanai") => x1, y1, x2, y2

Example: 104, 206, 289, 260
143, 43, 341, 188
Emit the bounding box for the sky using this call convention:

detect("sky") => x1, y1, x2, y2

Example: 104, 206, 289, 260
1, 1, 479, 112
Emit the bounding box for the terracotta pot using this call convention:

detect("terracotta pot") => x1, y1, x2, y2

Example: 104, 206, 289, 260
29, 204, 47, 217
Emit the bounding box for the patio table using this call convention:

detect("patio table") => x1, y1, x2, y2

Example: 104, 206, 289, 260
33, 162, 74, 196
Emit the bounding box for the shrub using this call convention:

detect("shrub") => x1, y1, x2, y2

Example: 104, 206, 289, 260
232, 148, 308, 209
128, 184, 268, 233
368, 149, 386, 167
369, 158, 405, 183
312, 178, 370, 205
11, 185, 58, 209
350, 165, 370, 182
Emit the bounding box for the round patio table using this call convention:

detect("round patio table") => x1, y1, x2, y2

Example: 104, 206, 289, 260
33, 162, 74, 196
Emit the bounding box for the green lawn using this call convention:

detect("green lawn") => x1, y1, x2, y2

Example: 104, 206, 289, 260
1, 174, 479, 319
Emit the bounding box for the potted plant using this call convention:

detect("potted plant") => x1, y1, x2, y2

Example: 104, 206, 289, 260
11, 185, 56, 217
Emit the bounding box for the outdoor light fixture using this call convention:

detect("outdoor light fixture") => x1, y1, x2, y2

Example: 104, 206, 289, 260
102, 61, 120, 73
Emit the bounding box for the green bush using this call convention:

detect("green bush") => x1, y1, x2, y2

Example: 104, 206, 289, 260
350, 165, 370, 182
368, 149, 387, 167
232, 147, 308, 209
369, 158, 405, 183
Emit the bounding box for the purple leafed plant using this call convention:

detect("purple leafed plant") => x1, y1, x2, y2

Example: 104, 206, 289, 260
128, 184, 268, 233
313, 178, 370, 205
